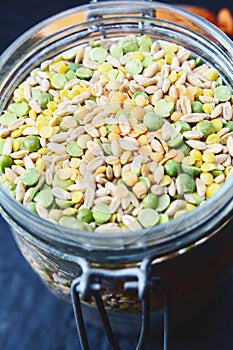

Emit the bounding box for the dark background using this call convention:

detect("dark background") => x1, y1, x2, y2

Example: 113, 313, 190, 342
0, 1, 233, 350
1, 0, 232, 52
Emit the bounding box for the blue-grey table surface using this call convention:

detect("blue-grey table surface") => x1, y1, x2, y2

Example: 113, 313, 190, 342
0, 1, 232, 349
0, 213, 233, 350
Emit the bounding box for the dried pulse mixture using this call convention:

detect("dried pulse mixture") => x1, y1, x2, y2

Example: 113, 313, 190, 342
0, 35, 232, 232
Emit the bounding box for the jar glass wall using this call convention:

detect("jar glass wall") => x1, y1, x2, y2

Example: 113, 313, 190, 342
0, 0, 232, 334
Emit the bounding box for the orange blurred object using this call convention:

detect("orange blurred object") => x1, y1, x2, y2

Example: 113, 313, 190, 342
176, 4, 216, 24
176, 4, 233, 37
217, 8, 233, 36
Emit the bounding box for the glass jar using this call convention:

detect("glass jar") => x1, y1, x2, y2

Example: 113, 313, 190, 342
0, 0, 232, 347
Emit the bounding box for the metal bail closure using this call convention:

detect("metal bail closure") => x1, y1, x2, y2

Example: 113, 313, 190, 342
71, 257, 170, 350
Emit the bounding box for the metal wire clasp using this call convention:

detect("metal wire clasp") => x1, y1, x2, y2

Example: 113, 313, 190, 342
71, 257, 170, 350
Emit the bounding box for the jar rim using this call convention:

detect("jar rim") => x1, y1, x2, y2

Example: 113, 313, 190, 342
0, 1, 232, 254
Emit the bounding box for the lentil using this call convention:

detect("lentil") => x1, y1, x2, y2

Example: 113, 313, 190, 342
214, 86, 231, 102
191, 101, 203, 113
34, 189, 54, 208
196, 120, 215, 138
0, 155, 13, 173
93, 203, 111, 224
77, 208, 93, 223
225, 121, 233, 131
176, 174, 196, 193
164, 159, 180, 177
142, 193, 159, 209
138, 208, 160, 228
143, 111, 162, 131
23, 135, 40, 152
156, 194, 171, 212
22, 168, 40, 187
154, 99, 175, 117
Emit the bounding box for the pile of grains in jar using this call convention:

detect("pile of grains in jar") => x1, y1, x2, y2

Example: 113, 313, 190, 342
0, 35, 232, 232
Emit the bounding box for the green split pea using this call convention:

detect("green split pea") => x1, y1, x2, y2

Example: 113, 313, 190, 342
22, 168, 40, 187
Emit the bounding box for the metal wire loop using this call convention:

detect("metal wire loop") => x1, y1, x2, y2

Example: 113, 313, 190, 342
71, 257, 170, 350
